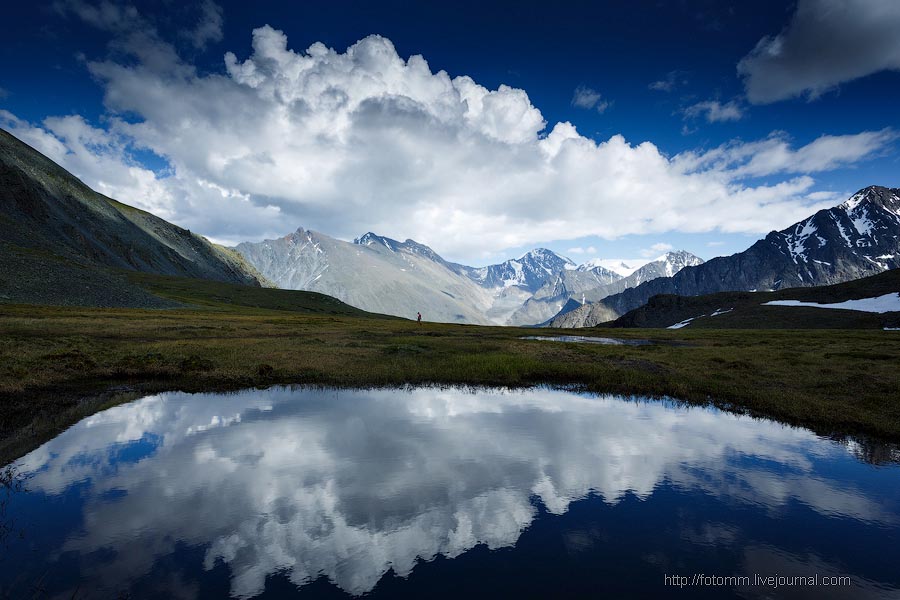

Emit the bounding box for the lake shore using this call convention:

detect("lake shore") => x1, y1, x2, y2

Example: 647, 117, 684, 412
2, 298, 900, 465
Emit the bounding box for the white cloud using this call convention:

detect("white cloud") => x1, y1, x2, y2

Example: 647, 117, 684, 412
566, 246, 596, 255
571, 85, 611, 113
185, 0, 223, 49
5, 20, 896, 261
683, 99, 744, 123
738, 0, 900, 104
649, 70, 686, 92
640, 242, 674, 258
676, 129, 898, 178
53, 0, 145, 31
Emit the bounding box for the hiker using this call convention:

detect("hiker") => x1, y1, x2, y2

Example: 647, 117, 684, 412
417, 312, 422, 323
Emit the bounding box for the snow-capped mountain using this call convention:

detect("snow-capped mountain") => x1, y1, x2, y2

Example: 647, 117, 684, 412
550, 186, 900, 328
627, 250, 705, 285
466, 248, 576, 292
577, 258, 642, 277
509, 251, 703, 325
354, 232, 457, 268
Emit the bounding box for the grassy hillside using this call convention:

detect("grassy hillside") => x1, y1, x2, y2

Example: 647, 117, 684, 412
607, 268, 900, 329
2, 274, 899, 465
126, 271, 386, 316
0, 128, 263, 308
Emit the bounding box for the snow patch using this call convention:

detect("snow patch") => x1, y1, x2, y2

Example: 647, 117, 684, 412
786, 219, 817, 263
763, 293, 900, 314
830, 213, 853, 247
502, 260, 524, 287
841, 192, 866, 212
668, 316, 699, 329
850, 209, 874, 237
669, 307, 731, 329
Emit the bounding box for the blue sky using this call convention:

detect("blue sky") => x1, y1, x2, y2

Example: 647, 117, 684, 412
1, 0, 899, 266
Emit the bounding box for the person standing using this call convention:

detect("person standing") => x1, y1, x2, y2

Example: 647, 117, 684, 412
417, 312, 422, 323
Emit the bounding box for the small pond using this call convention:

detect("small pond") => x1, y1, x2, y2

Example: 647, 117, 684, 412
520, 335, 653, 345
2, 387, 898, 598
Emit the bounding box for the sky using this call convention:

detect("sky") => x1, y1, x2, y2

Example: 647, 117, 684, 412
1, 0, 899, 267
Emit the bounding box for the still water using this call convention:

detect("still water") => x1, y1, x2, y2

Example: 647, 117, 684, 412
2, 387, 899, 599
520, 335, 653, 345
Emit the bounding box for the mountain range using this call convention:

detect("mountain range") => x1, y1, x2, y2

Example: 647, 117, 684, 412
235, 228, 705, 324
511, 250, 704, 326
550, 185, 900, 327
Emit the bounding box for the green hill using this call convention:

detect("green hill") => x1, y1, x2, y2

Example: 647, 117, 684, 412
0, 128, 265, 308
606, 268, 900, 329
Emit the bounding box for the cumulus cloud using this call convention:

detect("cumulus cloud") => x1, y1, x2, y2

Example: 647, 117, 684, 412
683, 99, 744, 122
738, 0, 900, 104
5, 18, 896, 260
571, 85, 611, 113
566, 246, 597, 255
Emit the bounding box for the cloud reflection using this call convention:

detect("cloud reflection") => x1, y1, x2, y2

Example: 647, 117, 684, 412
13, 387, 899, 597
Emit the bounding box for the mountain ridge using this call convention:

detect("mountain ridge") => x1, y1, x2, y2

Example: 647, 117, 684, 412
238, 224, 705, 324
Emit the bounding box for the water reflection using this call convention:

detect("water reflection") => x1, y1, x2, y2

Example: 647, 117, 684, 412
520, 335, 652, 345
4, 387, 899, 598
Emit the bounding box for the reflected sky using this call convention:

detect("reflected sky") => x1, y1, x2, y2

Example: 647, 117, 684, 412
3, 387, 899, 599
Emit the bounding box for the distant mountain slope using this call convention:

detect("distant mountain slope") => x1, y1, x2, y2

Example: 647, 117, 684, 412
550, 187, 900, 328
236, 228, 498, 323
506, 263, 621, 326
237, 229, 580, 324
519, 251, 703, 326
606, 267, 900, 330
0, 129, 264, 307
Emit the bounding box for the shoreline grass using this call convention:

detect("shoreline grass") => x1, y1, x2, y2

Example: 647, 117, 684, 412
2, 295, 900, 465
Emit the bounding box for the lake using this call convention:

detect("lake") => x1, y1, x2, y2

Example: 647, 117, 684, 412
2, 387, 898, 599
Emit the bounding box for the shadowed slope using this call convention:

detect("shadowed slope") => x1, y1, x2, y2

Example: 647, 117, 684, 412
0, 128, 264, 307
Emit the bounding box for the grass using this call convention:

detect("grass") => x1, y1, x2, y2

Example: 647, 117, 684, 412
1, 272, 899, 465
